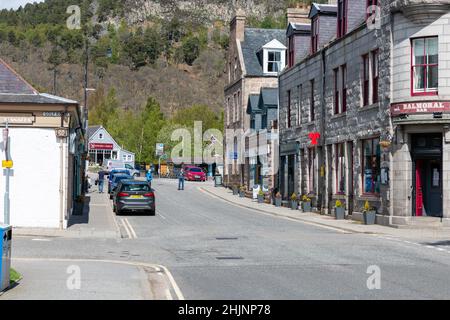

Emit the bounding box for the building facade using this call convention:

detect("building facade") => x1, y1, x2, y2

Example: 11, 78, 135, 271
278, 0, 450, 226
88, 125, 135, 166
0, 58, 85, 229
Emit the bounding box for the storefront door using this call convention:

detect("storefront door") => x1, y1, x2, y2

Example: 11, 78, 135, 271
412, 133, 443, 217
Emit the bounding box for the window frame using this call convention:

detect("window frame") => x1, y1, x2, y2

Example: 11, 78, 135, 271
341, 64, 347, 112
361, 137, 381, 196
287, 90, 291, 129
334, 68, 340, 114
288, 35, 295, 68
310, 79, 315, 121
311, 17, 319, 54
411, 36, 439, 96
298, 84, 303, 126
337, 0, 347, 38
371, 49, 379, 103
362, 54, 370, 106
335, 143, 346, 195
267, 50, 282, 74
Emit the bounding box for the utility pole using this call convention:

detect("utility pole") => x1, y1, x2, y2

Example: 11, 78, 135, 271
3, 122, 10, 225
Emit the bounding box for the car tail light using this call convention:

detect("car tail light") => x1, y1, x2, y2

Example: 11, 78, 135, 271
144, 192, 155, 198
118, 192, 129, 197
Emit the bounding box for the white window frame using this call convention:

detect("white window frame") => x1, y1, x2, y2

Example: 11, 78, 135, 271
264, 49, 285, 75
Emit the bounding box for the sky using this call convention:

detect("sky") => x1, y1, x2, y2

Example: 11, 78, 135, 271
0, 0, 44, 10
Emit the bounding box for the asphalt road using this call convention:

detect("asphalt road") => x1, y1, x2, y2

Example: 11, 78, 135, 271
9, 178, 450, 299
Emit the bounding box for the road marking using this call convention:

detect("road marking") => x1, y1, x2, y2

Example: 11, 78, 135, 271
121, 219, 132, 239
31, 238, 52, 242
12, 257, 184, 300
123, 218, 138, 239
165, 289, 173, 300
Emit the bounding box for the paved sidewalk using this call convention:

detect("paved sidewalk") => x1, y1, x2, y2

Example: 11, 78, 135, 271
13, 181, 120, 239
200, 185, 450, 242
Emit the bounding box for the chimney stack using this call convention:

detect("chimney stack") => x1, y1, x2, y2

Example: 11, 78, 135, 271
230, 9, 246, 43
286, 5, 310, 25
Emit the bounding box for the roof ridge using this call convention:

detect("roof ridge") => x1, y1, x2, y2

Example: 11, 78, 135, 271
0, 57, 38, 94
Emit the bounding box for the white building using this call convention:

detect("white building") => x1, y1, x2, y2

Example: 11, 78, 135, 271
88, 125, 135, 166
0, 58, 85, 229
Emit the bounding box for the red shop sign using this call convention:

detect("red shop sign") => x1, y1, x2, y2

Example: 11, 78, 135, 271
309, 132, 321, 146
89, 143, 114, 150
391, 101, 450, 116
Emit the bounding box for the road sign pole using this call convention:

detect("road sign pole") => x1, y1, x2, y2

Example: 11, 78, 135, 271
3, 121, 10, 225
158, 155, 161, 179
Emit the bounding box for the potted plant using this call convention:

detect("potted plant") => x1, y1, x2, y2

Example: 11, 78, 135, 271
301, 195, 312, 212
274, 192, 282, 207
335, 200, 345, 220
239, 185, 246, 198
232, 185, 239, 195
290, 193, 298, 210
257, 189, 265, 203
362, 200, 376, 225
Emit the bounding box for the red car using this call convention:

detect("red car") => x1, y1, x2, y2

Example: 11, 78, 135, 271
184, 166, 207, 181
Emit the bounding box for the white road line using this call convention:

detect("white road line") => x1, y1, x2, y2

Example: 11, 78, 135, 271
121, 219, 132, 239
158, 213, 167, 220
165, 289, 173, 300
31, 238, 52, 242
124, 218, 138, 239
157, 264, 185, 300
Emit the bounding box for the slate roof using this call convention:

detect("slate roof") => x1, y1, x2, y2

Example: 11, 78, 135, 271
0, 58, 78, 105
287, 23, 312, 37
241, 28, 286, 77
247, 94, 261, 114
309, 3, 338, 18
258, 88, 279, 109
0, 58, 37, 94
87, 125, 102, 139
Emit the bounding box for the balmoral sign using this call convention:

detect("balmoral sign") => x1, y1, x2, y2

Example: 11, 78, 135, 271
391, 102, 450, 116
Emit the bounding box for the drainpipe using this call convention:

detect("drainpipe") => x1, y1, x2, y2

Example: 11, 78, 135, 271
320, 49, 327, 213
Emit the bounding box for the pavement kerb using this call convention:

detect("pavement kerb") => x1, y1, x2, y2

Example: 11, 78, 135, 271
199, 187, 373, 235
10, 257, 185, 300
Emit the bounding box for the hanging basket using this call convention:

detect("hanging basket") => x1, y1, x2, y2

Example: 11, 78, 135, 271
380, 140, 391, 149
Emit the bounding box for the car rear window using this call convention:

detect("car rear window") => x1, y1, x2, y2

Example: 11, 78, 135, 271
114, 176, 131, 183
189, 168, 202, 172
121, 184, 151, 192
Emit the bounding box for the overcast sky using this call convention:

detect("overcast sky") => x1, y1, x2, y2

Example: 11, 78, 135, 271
0, 0, 44, 10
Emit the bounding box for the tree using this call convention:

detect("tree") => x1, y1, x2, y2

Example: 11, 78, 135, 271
181, 36, 201, 65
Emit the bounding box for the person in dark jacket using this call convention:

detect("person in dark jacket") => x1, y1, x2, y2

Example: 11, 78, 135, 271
98, 170, 106, 193
178, 168, 185, 191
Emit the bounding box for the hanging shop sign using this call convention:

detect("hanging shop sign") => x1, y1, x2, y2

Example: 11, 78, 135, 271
309, 132, 321, 146
391, 101, 450, 116
89, 143, 114, 150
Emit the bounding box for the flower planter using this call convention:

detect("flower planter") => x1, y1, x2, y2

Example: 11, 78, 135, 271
274, 198, 282, 207
239, 191, 245, 198
363, 211, 376, 225
232, 187, 239, 195
302, 202, 312, 212
257, 195, 264, 203
291, 201, 298, 210
335, 207, 345, 220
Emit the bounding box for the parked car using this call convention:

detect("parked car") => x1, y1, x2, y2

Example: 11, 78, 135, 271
108, 169, 131, 193
109, 174, 133, 199
184, 166, 206, 181
113, 180, 155, 216
106, 160, 140, 177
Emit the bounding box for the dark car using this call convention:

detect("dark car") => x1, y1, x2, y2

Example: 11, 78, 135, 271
113, 180, 155, 216
108, 169, 131, 193
109, 174, 133, 199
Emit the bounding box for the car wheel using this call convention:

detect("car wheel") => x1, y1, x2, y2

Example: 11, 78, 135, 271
149, 210, 156, 216
109, 194, 113, 200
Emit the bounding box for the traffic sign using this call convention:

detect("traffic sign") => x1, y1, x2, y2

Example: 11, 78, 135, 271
156, 143, 164, 156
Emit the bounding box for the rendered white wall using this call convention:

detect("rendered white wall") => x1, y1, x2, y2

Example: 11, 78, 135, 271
0, 128, 61, 228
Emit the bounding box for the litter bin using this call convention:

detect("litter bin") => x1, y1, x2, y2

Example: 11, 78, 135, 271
214, 175, 223, 187
0, 224, 12, 292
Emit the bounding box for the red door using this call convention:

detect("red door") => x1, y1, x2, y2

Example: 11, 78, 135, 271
415, 160, 424, 216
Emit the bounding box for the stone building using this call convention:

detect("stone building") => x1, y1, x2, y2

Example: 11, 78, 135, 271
223, 10, 286, 190
278, 0, 450, 226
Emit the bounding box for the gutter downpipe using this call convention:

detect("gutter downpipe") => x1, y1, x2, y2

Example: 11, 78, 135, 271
320, 48, 327, 214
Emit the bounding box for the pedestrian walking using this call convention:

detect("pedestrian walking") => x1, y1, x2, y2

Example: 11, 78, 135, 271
98, 170, 106, 193
146, 169, 153, 189
178, 167, 185, 191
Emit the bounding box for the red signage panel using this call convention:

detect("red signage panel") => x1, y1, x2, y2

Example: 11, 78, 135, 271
391, 101, 450, 116
309, 132, 321, 146
89, 143, 113, 150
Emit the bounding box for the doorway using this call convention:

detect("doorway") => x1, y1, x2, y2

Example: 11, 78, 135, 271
411, 133, 443, 217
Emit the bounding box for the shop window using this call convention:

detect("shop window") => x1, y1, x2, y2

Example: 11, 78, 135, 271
412, 37, 438, 95
362, 138, 381, 195
336, 143, 346, 194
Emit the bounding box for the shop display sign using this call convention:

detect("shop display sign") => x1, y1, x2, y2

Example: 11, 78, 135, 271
391, 101, 450, 115
89, 143, 113, 150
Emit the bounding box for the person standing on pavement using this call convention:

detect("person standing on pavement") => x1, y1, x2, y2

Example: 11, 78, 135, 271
98, 170, 106, 193
146, 169, 153, 188
178, 167, 185, 191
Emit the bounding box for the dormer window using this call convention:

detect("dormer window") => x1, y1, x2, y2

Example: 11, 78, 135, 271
337, 0, 347, 38
268, 51, 282, 73
311, 17, 319, 54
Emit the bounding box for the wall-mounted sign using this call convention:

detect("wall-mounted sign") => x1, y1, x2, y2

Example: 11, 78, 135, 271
309, 132, 321, 146
0, 113, 35, 125
391, 101, 450, 116
43, 112, 62, 117
89, 143, 113, 150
